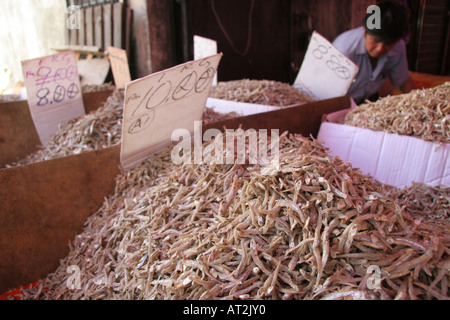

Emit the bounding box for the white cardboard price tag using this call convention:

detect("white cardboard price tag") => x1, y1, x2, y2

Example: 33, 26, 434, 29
120, 53, 223, 169
293, 31, 359, 100
21, 51, 85, 146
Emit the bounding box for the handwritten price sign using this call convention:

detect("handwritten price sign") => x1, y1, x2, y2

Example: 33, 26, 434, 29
22, 51, 85, 145
293, 31, 359, 100
120, 53, 222, 169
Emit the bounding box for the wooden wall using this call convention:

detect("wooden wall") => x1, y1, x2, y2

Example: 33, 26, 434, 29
122, 0, 450, 84
178, 0, 375, 84
146, 0, 175, 74
184, 0, 292, 82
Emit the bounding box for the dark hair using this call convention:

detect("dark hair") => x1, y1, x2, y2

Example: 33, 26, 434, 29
362, 1, 409, 44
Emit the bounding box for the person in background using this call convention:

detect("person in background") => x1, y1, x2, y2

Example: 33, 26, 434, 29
333, 0, 416, 104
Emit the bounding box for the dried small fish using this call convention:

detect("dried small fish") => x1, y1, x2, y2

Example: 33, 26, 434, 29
344, 82, 450, 144
209, 79, 315, 106
6, 89, 125, 167
202, 106, 240, 124
81, 83, 116, 93
19, 132, 449, 300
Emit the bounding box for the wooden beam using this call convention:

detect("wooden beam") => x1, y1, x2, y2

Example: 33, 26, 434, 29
94, 5, 103, 48
103, 3, 113, 48
113, 2, 124, 48
85, 7, 94, 46
146, 0, 175, 72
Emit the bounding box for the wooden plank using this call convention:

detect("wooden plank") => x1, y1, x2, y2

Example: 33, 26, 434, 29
64, 12, 70, 46
69, 24, 78, 46
53, 45, 102, 55
147, 0, 175, 73
113, 2, 124, 48
0, 145, 121, 294
103, 3, 113, 48
77, 8, 86, 46
94, 5, 103, 49
85, 7, 94, 47
124, 7, 133, 59
0, 100, 40, 167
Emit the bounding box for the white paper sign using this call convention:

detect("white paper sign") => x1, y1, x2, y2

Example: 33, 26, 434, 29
293, 31, 359, 100
194, 35, 218, 86
107, 46, 132, 89
120, 53, 223, 169
22, 51, 85, 145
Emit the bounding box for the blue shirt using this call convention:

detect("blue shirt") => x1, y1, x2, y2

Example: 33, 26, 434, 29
332, 27, 410, 104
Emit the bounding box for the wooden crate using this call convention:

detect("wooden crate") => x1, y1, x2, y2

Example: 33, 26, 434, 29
0, 96, 351, 295
0, 89, 114, 168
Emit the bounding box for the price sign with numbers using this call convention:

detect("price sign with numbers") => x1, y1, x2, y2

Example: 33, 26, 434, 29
293, 31, 359, 100
120, 53, 222, 169
22, 51, 85, 145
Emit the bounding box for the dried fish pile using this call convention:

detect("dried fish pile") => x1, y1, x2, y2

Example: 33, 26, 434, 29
21, 132, 449, 300
6, 89, 124, 167
386, 182, 449, 227
81, 83, 116, 93
209, 79, 315, 106
202, 106, 240, 124
344, 82, 450, 144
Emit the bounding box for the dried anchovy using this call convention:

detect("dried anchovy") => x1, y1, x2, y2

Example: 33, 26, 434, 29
209, 79, 316, 106
6, 89, 124, 167
202, 106, 240, 124
344, 82, 450, 144
81, 83, 116, 93
20, 133, 449, 300
385, 183, 449, 234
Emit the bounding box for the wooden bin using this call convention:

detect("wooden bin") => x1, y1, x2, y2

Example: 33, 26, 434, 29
0, 96, 351, 295
0, 90, 114, 169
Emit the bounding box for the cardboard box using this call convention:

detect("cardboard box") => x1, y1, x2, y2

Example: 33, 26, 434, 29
318, 109, 450, 188
0, 96, 350, 294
